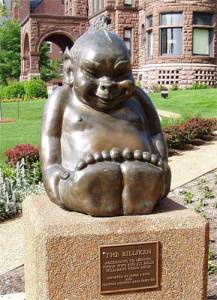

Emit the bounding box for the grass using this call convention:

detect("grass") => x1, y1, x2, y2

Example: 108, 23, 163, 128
150, 88, 217, 119
0, 88, 216, 163
0, 99, 45, 163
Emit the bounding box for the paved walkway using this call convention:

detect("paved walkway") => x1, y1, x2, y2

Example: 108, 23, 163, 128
0, 293, 25, 299
157, 109, 181, 119
170, 138, 217, 189
0, 137, 217, 296
0, 217, 24, 276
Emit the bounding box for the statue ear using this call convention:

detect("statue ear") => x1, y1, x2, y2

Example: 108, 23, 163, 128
63, 47, 74, 86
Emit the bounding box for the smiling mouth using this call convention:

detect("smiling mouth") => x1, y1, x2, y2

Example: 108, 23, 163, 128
96, 90, 123, 102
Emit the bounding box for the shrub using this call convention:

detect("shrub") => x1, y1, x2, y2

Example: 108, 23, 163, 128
164, 117, 217, 150
0, 160, 44, 221
4, 81, 24, 99
0, 81, 25, 99
136, 80, 142, 88
187, 82, 210, 90
0, 79, 47, 100
151, 84, 166, 93
170, 83, 179, 91
25, 160, 42, 185
5, 144, 39, 166
23, 78, 47, 98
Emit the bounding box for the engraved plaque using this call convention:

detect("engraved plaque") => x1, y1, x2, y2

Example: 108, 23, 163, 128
100, 241, 159, 294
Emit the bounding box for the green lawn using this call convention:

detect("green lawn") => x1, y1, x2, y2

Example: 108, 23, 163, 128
0, 88, 216, 163
150, 88, 217, 119
0, 99, 45, 163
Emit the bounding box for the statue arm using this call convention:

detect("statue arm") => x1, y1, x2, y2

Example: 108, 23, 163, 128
134, 87, 168, 161
134, 87, 171, 198
40, 87, 70, 205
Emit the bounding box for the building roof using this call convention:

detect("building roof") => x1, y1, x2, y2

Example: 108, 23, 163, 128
30, 0, 43, 12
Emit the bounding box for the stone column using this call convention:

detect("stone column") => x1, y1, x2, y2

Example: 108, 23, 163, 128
28, 52, 40, 79
20, 55, 30, 81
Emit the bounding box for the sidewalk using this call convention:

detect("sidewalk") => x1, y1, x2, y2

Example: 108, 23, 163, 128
0, 293, 25, 300
0, 138, 217, 280
170, 139, 217, 189
0, 217, 24, 276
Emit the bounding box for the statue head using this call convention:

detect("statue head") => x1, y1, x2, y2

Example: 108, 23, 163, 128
63, 27, 135, 112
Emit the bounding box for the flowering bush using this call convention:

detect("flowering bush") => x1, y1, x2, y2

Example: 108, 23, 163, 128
0, 160, 44, 221
164, 118, 217, 150
5, 144, 39, 166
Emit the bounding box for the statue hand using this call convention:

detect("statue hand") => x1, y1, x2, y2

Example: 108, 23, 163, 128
43, 165, 71, 205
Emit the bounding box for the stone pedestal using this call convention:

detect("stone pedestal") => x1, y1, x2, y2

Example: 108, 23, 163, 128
23, 195, 209, 300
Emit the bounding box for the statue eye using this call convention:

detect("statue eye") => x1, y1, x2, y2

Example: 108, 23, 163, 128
84, 68, 98, 77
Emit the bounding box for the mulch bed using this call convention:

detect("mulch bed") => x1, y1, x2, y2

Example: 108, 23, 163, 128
0, 118, 16, 123
0, 265, 24, 295
170, 168, 217, 299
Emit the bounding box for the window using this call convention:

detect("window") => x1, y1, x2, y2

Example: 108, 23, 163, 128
141, 24, 145, 47
146, 16, 153, 58
193, 13, 214, 56
160, 13, 183, 55
193, 12, 214, 26
124, 0, 133, 7
60, 63, 64, 75
124, 29, 132, 52
94, 0, 99, 13
100, 0, 104, 10
146, 15, 153, 28
47, 42, 52, 54
147, 31, 153, 58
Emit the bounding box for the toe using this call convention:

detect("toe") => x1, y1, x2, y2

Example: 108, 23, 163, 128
123, 148, 133, 160
102, 150, 111, 160
134, 149, 143, 161
76, 159, 87, 171
110, 148, 122, 161
151, 154, 159, 165
158, 158, 164, 168
84, 153, 95, 164
93, 152, 103, 162
142, 151, 151, 162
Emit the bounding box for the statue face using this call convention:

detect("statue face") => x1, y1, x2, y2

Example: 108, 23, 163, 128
72, 40, 135, 111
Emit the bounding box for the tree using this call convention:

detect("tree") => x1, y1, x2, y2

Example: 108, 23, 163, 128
0, 20, 21, 85
0, 3, 8, 17
0, 19, 61, 85
39, 42, 61, 82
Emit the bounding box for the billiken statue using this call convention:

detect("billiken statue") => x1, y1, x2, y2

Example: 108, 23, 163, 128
40, 17, 171, 217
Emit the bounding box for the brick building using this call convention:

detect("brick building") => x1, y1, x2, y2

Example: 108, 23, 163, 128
17, 0, 217, 87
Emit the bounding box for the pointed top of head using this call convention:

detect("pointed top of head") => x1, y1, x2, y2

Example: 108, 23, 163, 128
89, 15, 112, 31
63, 47, 71, 60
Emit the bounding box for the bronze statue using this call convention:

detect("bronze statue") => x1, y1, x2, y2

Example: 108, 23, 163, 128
40, 19, 171, 217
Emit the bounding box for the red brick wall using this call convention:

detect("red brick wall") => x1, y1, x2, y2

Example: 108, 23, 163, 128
140, 0, 217, 66
65, 0, 88, 17
32, 0, 65, 16
20, 0, 217, 86
115, 8, 139, 69
47, 43, 63, 60
17, 0, 30, 22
